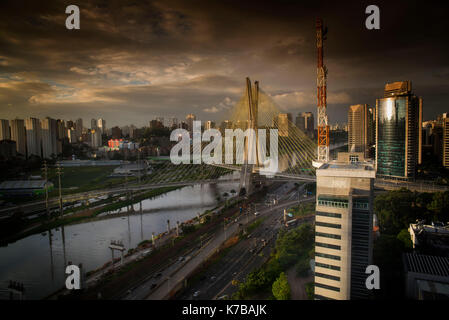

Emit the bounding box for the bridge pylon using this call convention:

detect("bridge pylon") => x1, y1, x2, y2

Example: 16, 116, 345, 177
239, 78, 259, 196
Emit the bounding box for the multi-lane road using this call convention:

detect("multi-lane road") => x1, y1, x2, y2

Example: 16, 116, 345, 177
119, 182, 314, 300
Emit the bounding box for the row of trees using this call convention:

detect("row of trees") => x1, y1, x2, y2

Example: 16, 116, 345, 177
233, 223, 314, 300
372, 189, 449, 298
374, 189, 449, 235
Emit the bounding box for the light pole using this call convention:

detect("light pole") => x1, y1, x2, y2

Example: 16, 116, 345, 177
41, 160, 49, 217
56, 164, 63, 216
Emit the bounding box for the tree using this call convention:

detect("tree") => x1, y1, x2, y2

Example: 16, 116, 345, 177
428, 191, 449, 222
397, 229, 413, 250
375, 189, 417, 234
272, 272, 290, 300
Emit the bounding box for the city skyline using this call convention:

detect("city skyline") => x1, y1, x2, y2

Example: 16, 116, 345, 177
1, 1, 449, 127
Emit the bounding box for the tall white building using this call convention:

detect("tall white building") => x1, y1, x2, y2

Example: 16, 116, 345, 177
186, 114, 196, 134
205, 121, 215, 130
41, 117, 58, 159
25, 117, 42, 157
97, 118, 106, 134
0, 119, 10, 141
67, 128, 77, 143
314, 152, 376, 300
90, 129, 102, 149
10, 119, 26, 156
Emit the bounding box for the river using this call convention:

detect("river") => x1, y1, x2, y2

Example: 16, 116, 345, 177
0, 175, 239, 300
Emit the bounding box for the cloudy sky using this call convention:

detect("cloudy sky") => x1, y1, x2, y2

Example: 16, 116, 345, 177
0, 0, 448, 127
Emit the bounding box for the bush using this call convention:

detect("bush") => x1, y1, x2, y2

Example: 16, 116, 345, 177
295, 258, 310, 277
305, 282, 314, 300
397, 229, 413, 250
272, 272, 291, 300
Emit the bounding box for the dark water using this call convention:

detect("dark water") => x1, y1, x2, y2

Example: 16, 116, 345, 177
0, 176, 239, 300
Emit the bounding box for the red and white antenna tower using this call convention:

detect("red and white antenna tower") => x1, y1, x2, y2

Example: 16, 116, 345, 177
314, 18, 330, 166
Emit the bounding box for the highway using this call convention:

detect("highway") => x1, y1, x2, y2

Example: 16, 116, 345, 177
118, 182, 315, 300
177, 184, 314, 300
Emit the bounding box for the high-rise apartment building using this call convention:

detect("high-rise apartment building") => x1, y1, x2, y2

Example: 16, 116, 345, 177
348, 105, 369, 157
25, 117, 42, 157
186, 114, 196, 134
205, 121, 215, 130
296, 112, 314, 137
91, 129, 102, 149
0, 119, 10, 141
276, 113, 292, 137
40, 117, 58, 159
376, 81, 422, 180
75, 118, 83, 141
314, 152, 376, 300
9, 119, 26, 156
97, 118, 106, 134
91, 118, 97, 130
111, 126, 122, 139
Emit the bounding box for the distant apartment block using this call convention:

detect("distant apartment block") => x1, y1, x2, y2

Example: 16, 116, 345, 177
186, 114, 196, 134
25, 117, 42, 158
205, 121, 215, 130
97, 118, 106, 134
296, 112, 314, 137
276, 113, 292, 137
41, 117, 58, 159
348, 104, 369, 156
0, 119, 11, 141
9, 119, 26, 156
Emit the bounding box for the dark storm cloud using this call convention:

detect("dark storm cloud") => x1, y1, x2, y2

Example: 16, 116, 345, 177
0, 0, 448, 126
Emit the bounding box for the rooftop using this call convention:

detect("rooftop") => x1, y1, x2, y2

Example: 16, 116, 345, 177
404, 253, 449, 277
0, 180, 52, 190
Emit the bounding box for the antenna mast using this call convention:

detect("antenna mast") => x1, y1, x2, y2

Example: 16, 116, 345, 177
315, 18, 329, 165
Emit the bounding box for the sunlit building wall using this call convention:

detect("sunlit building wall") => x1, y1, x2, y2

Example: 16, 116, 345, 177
375, 81, 422, 181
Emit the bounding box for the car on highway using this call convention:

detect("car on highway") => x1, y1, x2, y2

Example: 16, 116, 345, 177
254, 212, 260, 216
193, 291, 200, 298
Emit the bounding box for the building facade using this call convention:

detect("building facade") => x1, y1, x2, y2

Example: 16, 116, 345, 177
348, 105, 369, 156
296, 112, 314, 137
376, 81, 422, 180
97, 118, 106, 134
0, 119, 10, 141
9, 119, 26, 156
41, 117, 58, 159
314, 152, 376, 300
25, 117, 42, 158
277, 113, 292, 137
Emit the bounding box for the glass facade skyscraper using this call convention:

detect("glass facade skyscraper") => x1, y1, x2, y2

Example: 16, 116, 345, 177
376, 81, 422, 180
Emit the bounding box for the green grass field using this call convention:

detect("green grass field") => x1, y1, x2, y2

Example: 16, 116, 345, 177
46, 166, 117, 188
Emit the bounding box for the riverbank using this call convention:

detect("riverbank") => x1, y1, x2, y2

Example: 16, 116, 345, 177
0, 186, 182, 246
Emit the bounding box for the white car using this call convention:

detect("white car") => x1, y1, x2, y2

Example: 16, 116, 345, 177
254, 212, 260, 216
193, 291, 200, 297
